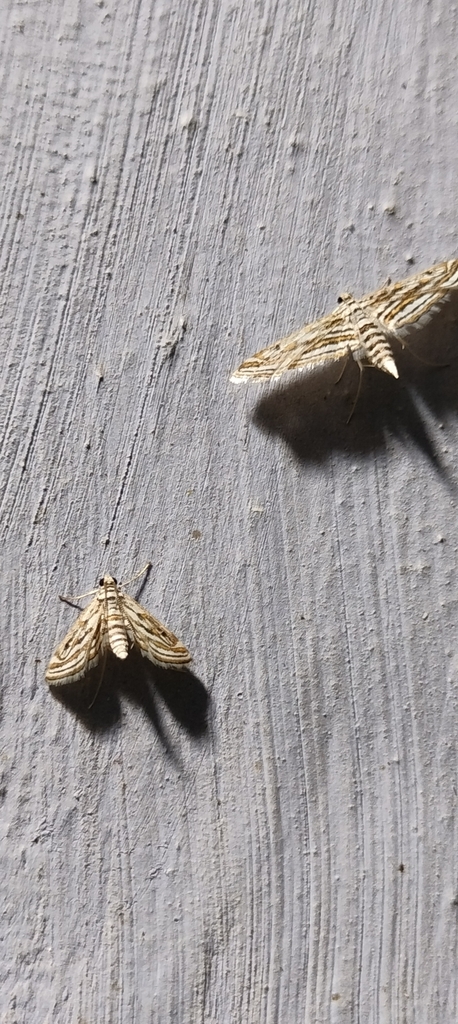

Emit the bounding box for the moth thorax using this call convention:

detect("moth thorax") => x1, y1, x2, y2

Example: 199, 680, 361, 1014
105, 588, 129, 660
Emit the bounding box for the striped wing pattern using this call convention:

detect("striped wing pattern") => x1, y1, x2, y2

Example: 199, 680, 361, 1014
45, 596, 107, 684
46, 573, 192, 685
230, 308, 354, 381
121, 593, 192, 667
230, 259, 458, 382
363, 259, 458, 329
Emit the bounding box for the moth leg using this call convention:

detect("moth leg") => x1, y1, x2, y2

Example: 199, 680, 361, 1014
334, 348, 351, 384
346, 361, 364, 424
87, 648, 108, 709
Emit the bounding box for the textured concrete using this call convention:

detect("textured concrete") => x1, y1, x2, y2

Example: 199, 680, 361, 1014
1, 0, 458, 1020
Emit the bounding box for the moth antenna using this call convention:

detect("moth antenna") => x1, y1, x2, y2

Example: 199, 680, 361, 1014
120, 562, 152, 588
59, 586, 98, 607
398, 337, 450, 368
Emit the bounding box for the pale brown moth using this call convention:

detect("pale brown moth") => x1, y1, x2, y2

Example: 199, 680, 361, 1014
230, 259, 458, 384
46, 563, 192, 686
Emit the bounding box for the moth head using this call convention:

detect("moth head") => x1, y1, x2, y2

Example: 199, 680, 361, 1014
337, 292, 351, 304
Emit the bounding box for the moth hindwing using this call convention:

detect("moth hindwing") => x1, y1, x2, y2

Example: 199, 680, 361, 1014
230, 259, 458, 382
46, 565, 192, 685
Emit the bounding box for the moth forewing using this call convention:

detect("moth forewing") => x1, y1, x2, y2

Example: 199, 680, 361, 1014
230, 258, 458, 384
230, 310, 354, 382
367, 259, 458, 330
121, 593, 192, 667
46, 568, 192, 687
45, 596, 107, 685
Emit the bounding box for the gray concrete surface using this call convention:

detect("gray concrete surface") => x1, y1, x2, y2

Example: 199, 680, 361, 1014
1, 0, 457, 1020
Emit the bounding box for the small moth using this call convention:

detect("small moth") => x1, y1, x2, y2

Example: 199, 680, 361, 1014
230, 259, 458, 384
46, 563, 192, 686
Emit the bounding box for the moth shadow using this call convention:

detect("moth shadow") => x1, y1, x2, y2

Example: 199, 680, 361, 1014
252, 307, 458, 469
49, 649, 209, 743
120, 651, 209, 739
49, 669, 122, 730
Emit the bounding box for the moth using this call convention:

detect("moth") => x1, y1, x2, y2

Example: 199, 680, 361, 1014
230, 259, 458, 383
46, 563, 192, 686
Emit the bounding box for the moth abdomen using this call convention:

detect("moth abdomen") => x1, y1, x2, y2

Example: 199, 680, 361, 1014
103, 580, 130, 659
106, 619, 129, 659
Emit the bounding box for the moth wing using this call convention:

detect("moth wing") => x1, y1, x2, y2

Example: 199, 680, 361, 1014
46, 597, 106, 685
361, 259, 458, 333
121, 594, 192, 668
230, 306, 356, 382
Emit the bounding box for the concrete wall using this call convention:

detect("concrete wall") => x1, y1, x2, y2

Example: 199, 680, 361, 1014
1, 0, 457, 1020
